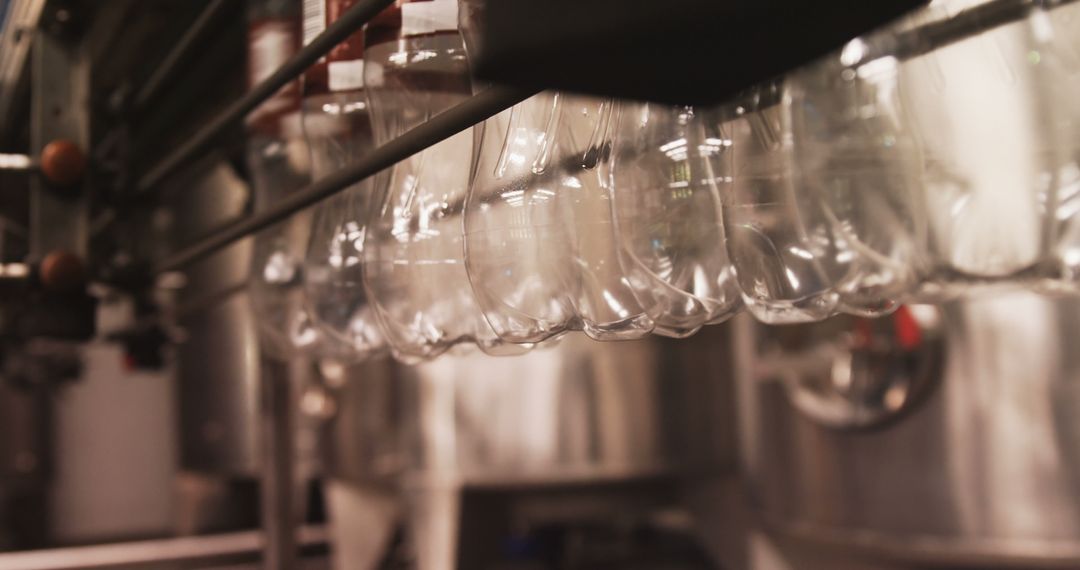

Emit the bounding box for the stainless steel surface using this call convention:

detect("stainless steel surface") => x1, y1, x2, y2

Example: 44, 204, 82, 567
322, 358, 404, 484
258, 356, 306, 570
319, 358, 404, 570
174, 160, 260, 477
735, 293, 1080, 567
0, 525, 328, 570
756, 306, 944, 430
401, 329, 733, 486
177, 289, 260, 477
378, 327, 735, 569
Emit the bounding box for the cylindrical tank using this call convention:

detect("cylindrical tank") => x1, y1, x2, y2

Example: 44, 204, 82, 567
733, 293, 1080, 568
325, 326, 736, 570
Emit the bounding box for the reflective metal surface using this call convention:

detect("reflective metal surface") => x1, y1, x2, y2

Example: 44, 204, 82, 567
174, 160, 260, 477
736, 293, 1080, 567
365, 327, 735, 569
400, 329, 732, 486
178, 287, 261, 477
757, 305, 944, 430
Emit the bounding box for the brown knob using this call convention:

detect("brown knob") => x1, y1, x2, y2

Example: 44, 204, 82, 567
40, 250, 86, 291
40, 139, 86, 187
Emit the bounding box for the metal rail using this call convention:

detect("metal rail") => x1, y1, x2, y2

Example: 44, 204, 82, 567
134, 0, 396, 195
155, 84, 537, 274
858, 0, 1080, 66
132, 0, 239, 113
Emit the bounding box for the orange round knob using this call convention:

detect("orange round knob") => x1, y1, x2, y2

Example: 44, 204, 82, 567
40, 250, 86, 291
40, 139, 86, 187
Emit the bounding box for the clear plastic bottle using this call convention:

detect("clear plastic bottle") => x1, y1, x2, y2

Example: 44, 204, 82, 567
718, 85, 845, 324
463, 93, 657, 343
246, 0, 319, 359
899, 0, 1080, 297
608, 103, 743, 337
718, 25, 924, 323
1039, 1, 1080, 290
788, 40, 925, 315
361, 0, 524, 360
299, 0, 387, 362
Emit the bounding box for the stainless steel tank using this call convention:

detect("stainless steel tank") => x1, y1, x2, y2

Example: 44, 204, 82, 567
732, 293, 1080, 568
173, 160, 261, 479
0, 381, 48, 550
325, 326, 736, 570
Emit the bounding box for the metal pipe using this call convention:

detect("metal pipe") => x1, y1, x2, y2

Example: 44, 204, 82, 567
132, 0, 238, 113
859, 0, 1080, 66
134, 0, 396, 195
0, 526, 328, 570
155, 84, 537, 274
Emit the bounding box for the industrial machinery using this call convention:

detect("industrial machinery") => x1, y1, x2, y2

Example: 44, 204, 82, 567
1, 0, 1079, 569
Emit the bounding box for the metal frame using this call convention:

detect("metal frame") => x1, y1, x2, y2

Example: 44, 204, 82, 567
133, 0, 397, 195
0, 525, 328, 570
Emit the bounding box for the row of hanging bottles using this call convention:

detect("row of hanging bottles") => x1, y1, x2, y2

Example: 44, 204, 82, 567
246, 0, 1080, 364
